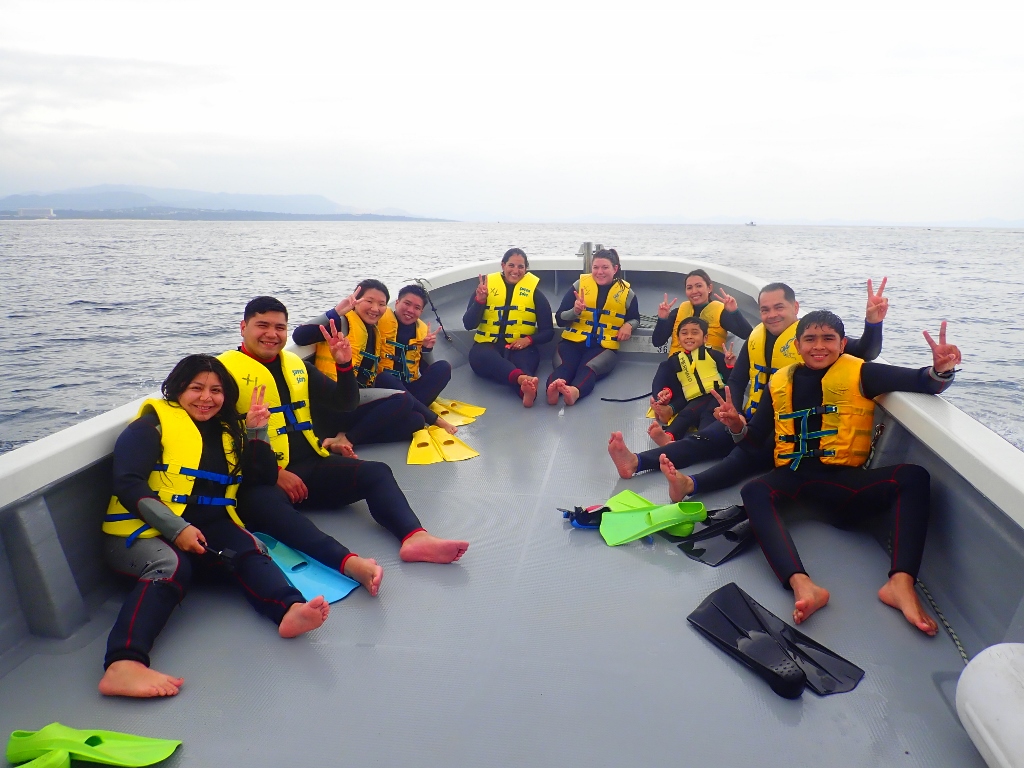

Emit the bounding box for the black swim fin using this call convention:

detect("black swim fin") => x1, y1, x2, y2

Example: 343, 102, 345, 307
679, 517, 754, 566
687, 583, 864, 698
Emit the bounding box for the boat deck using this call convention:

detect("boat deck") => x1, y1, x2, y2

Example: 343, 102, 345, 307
0, 357, 982, 767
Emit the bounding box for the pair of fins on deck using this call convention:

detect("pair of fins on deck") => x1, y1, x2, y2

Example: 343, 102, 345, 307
6, 723, 180, 767
408, 398, 485, 464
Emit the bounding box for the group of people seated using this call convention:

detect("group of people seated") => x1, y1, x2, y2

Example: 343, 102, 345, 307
98, 244, 962, 700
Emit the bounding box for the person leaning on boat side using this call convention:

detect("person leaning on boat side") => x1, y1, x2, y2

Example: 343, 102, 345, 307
711, 310, 961, 635
651, 268, 753, 355
462, 247, 554, 407
222, 295, 469, 566
608, 278, 887, 480
98, 355, 333, 699
646, 316, 730, 445
546, 248, 640, 406
367, 284, 456, 429
292, 279, 427, 455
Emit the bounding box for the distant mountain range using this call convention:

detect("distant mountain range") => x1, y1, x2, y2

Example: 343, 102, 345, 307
0, 185, 426, 218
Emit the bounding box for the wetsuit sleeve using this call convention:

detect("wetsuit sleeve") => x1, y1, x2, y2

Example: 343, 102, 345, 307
743, 385, 776, 446
721, 308, 754, 340
860, 363, 955, 399
530, 289, 555, 345
727, 341, 752, 410
623, 292, 641, 329
845, 321, 883, 362
306, 361, 359, 412
463, 293, 486, 330
556, 285, 581, 327
420, 349, 435, 369
651, 307, 679, 348
292, 309, 345, 346
241, 434, 280, 487
711, 349, 730, 381
652, 358, 684, 410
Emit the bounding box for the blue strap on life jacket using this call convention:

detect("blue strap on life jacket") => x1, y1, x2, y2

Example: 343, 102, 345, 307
778, 405, 839, 470
389, 340, 414, 382
154, 464, 243, 485
269, 401, 313, 436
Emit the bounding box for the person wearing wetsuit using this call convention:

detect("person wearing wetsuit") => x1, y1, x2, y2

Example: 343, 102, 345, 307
462, 248, 554, 407
707, 310, 960, 635
221, 296, 468, 570
547, 248, 640, 406
371, 284, 455, 430
98, 355, 331, 699
651, 268, 753, 354
608, 279, 887, 482
647, 316, 730, 444
292, 279, 426, 451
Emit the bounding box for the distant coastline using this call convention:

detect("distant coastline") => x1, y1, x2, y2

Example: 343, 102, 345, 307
0, 207, 452, 222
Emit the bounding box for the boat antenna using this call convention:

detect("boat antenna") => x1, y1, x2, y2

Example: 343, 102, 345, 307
413, 278, 454, 344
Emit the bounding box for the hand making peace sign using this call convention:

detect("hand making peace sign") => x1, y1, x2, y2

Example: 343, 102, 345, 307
865, 277, 889, 324
573, 289, 587, 315
923, 321, 961, 373
335, 286, 363, 317
724, 341, 737, 368
713, 288, 738, 313
244, 385, 270, 429
657, 293, 679, 319
422, 322, 438, 350
319, 318, 353, 365
475, 274, 488, 303
710, 387, 745, 433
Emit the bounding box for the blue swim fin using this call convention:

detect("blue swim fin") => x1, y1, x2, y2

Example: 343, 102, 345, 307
254, 534, 360, 603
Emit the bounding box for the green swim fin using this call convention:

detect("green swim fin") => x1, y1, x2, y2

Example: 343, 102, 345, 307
600, 500, 706, 546
428, 402, 476, 426
434, 397, 487, 418
428, 425, 480, 461
6, 723, 180, 767
408, 429, 445, 464
254, 534, 360, 603
604, 489, 657, 512
14, 750, 70, 768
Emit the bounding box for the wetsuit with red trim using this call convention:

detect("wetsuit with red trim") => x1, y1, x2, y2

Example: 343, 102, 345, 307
651, 303, 753, 348
103, 413, 303, 670
737, 360, 954, 588
651, 347, 730, 439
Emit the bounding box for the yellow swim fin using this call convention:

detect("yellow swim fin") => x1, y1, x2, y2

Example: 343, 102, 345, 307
429, 401, 476, 426
434, 397, 487, 418
428, 425, 480, 461
408, 429, 444, 465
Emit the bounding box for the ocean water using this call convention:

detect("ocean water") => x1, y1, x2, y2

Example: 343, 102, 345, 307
2, 220, 1022, 455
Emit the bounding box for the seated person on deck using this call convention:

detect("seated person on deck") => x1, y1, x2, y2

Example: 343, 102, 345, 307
651, 268, 752, 355
608, 278, 888, 484
99, 354, 331, 700
292, 279, 430, 451
220, 295, 468, 574
705, 310, 960, 635
646, 317, 730, 447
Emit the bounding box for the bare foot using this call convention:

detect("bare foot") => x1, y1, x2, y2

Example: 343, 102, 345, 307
399, 531, 469, 564
343, 556, 383, 597
659, 455, 693, 502
558, 381, 580, 406
647, 422, 674, 447
322, 433, 357, 458
790, 573, 830, 624
279, 596, 330, 638
435, 417, 458, 435
547, 379, 563, 405
878, 572, 938, 636
520, 376, 539, 408
607, 432, 639, 478
98, 660, 183, 698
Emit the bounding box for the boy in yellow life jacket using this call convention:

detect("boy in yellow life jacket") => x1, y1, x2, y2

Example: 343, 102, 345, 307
646, 317, 730, 446
707, 309, 961, 636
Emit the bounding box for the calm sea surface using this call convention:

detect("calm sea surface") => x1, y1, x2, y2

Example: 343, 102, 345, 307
2, 220, 1022, 454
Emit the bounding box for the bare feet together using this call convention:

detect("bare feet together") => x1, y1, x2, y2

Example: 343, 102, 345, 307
659, 455, 694, 502
607, 432, 639, 478
322, 433, 358, 458
789, 574, 830, 624
98, 660, 183, 698
399, 531, 469, 564
547, 379, 563, 405
279, 596, 330, 638
878, 572, 938, 635
344, 556, 384, 597
435, 417, 458, 435
519, 375, 539, 408
557, 380, 580, 406
648, 422, 673, 447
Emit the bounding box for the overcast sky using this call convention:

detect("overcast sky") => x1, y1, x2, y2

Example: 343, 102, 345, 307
1, 1, 1021, 222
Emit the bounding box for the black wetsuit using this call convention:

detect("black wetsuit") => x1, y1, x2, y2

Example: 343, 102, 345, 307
463, 280, 554, 395
373, 319, 453, 425
739, 361, 954, 587
651, 303, 753, 348
651, 347, 730, 438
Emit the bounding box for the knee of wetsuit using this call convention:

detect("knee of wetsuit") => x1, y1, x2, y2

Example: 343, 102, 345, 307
360, 459, 397, 485
893, 463, 930, 487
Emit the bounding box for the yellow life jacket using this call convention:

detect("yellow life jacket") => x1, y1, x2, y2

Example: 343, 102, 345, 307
473, 272, 541, 343
218, 348, 329, 468
670, 301, 727, 355
313, 308, 398, 385
103, 398, 244, 544
675, 347, 725, 401
742, 321, 801, 419
561, 274, 632, 350
389, 319, 429, 382
770, 354, 876, 470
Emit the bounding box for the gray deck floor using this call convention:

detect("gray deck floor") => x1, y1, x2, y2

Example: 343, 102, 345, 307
0, 360, 983, 767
